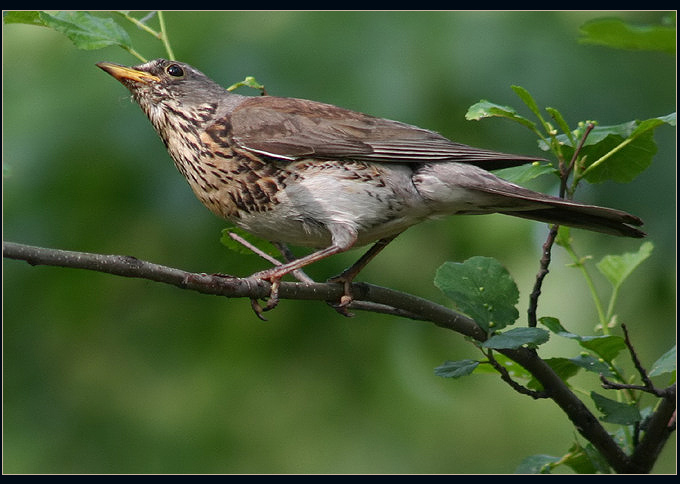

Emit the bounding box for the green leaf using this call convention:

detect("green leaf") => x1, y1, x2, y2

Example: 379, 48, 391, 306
569, 354, 615, 378
578, 336, 626, 363
538, 316, 570, 335
579, 18, 676, 54
511, 85, 542, 120
580, 128, 656, 184
465, 100, 536, 131
546, 106, 575, 145
590, 391, 642, 425
472, 354, 533, 380
482, 327, 549, 350
563, 442, 611, 474
648, 345, 676, 378
38, 11, 132, 51
227, 76, 266, 94
220, 226, 280, 257
632, 112, 676, 136
3, 11, 44, 26
527, 357, 581, 390
434, 359, 479, 378
492, 162, 557, 184
539, 317, 626, 362
537, 115, 674, 184
596, 241, 654, 290
515, 454, 560, 474
434, 257, 519, 332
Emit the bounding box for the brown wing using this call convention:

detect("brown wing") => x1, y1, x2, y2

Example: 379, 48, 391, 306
229, 96, 543, 169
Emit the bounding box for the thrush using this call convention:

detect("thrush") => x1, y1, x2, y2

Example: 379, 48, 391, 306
97, 59, 644, 312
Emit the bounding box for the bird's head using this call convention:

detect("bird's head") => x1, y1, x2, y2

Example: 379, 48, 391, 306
97, 59, 232, 134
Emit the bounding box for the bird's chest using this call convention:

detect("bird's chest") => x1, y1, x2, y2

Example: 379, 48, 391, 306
163, 126, 428, 247
158, 125, 284, 219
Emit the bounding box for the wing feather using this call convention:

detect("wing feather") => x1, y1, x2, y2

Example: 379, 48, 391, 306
230, 96, 543, 169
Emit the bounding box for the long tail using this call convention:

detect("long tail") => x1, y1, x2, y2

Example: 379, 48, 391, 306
499, 199, 645, 238
416, 163, 645, 238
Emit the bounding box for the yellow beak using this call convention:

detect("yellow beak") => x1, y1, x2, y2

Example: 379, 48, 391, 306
96, 62, 160, 83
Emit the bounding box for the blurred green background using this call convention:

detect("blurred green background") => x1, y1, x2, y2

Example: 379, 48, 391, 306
3, 11, 675, 474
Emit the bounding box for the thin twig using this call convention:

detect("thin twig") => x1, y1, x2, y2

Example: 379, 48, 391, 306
599, 324, 670, 398
527, 225, 558, 327
486, 349, 549, 399
527, 122, 596, 328
157, 11, 176, 61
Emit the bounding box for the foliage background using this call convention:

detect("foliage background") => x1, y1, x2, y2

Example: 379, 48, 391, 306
3, 11, 675, 473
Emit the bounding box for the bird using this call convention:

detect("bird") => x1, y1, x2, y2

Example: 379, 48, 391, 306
97, 58, 644, 313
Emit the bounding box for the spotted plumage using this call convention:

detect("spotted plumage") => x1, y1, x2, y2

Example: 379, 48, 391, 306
98, 58, 644, 311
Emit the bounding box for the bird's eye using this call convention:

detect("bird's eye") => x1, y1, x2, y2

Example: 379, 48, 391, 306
166, 64, 184, 78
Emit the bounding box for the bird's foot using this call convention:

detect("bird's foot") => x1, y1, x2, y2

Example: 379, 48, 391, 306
326, 274, 356, 317
247, 269, 284, 320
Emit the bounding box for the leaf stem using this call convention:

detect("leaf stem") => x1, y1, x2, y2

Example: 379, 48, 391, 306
157, 11, 175, 61
562, 243, 609, 333
577, 135, 634, 182
124, 46, 147, 63
120, 11, 161, 39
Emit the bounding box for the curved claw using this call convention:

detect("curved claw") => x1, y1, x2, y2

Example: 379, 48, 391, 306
248, 270, 283, 316
326, 274, 356, 316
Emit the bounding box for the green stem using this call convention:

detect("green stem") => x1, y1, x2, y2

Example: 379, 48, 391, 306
562, 244, 608, 334
124, 46, 147, 63
157, 11, 175, 60
121, 11, 162, 38
577, 136, 634, 182
605, 286, 620, 326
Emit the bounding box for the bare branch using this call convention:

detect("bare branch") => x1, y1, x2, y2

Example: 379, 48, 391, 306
3, 240, 670, 473
2, 241, 484, 337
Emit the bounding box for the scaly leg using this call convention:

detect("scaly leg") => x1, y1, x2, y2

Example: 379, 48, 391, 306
328, 234, 401, 307
251, 242, 354, 312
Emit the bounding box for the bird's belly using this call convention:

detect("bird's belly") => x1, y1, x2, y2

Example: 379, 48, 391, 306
229, 161, 430, 248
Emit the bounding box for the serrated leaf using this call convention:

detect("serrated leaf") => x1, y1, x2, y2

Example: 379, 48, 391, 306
596, 241, 653, 290
482, 327, 549, 350
492, 162, 557, 184
579, 18, 676, 54
515, 454, 560, 474
38, 11, 132, 50
434, 257, 519, 332
648, 345, 676, 378
465, 100, 536, 131
3, 11, 44, 26
220, 226, 279, 257
434, 359, 479, 378
590, 391, 642, 425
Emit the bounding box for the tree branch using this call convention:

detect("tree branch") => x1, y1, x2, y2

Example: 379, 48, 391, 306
3, 240, 669, 473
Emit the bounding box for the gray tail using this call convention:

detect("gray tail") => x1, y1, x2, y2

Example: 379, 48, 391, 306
503, 206, 645, 238
498, 196, 645, 238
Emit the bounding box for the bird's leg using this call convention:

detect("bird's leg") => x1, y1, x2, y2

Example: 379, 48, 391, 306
328, 234, 400, 307
251, 242, 353, 312
271, 242, 315, 284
